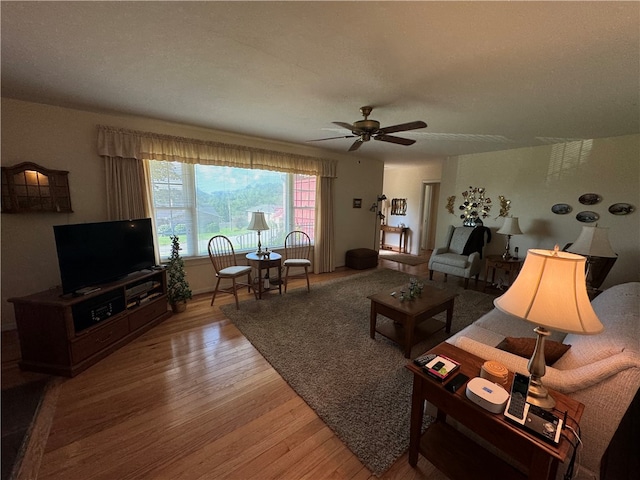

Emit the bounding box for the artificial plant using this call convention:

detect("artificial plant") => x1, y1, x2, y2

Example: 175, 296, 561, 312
167, 235, 192, 306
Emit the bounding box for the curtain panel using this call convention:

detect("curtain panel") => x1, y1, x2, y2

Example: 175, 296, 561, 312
97, 125, 336, 272
104, 156, 147, 221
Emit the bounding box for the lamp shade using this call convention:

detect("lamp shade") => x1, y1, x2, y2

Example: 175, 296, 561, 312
247, 211, 269, 231
494, 248, 603, 335
497, 217, 523, 236
566, 226, 616, 258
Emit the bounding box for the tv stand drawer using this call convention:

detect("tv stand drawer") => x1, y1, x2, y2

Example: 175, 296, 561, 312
71, 316, 129, 363
128, 298, 168, 331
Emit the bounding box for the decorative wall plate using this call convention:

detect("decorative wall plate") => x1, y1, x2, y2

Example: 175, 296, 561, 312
551, 203, 572, 215
608, 203, 635, 215
576, 211, 599, 223
579, 193, 601, 205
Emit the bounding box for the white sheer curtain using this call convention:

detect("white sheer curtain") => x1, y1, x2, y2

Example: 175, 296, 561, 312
97, 125, 337, 272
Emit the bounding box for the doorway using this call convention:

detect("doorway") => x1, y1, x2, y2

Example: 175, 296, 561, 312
420, 182, 440, 252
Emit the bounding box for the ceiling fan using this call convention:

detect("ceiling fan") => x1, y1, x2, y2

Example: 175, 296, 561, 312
308, 106, 427, 151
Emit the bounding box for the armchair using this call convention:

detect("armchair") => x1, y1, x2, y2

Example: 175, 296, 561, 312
428, 225, 490, 289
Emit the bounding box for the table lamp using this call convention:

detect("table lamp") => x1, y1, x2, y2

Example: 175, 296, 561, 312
494, 246, 603, 409
566, 225, 617, 290
496, 217, 522, 260
247, 211, 269, 255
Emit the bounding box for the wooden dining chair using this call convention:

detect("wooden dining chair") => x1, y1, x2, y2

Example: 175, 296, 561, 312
283, 231, 312, 293
207, 235, 255, 309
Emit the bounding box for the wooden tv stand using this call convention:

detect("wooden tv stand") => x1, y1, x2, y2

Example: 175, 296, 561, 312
8, 269, 171, 377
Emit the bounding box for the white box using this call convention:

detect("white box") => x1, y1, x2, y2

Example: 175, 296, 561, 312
465, 377, 509, 414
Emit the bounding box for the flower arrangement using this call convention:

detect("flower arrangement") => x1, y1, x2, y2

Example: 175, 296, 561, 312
399, 277, 424, 301
459, 186, 492, 226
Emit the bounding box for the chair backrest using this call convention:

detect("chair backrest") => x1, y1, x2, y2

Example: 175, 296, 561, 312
208, 235, 239, 273
284, 231, 311, 260
448, 226, 475, 255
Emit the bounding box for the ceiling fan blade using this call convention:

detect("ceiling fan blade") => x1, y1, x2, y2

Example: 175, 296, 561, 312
378, 120, 427, 135
374, 134, 416, 146
333, 121, 356, 131
306, 135, 356, 143
348, 139, 364, 151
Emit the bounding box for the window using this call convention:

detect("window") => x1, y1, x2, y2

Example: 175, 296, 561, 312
149, 161, 316, 259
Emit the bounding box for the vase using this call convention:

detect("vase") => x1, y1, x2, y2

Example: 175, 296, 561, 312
171, 301, 187, 313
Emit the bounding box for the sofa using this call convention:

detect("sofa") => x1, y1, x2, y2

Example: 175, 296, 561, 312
447, 282, 640, 480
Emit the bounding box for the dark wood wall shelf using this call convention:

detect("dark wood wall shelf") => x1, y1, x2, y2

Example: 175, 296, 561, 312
1, 162, 72, 213
8, 270, 171, 377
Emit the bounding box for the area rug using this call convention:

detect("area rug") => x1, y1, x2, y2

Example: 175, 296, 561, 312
220, 268, 496, 476
378, 250, 430, 266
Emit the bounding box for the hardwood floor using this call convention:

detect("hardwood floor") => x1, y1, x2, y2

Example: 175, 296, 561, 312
2, 254, 493, 479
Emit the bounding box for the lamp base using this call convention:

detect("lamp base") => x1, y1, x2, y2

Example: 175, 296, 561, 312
502, 234, 513, 260
526, 326, 556, 410
526, 380, 556, 410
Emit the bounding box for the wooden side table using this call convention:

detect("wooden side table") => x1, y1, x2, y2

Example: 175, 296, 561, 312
380, 225, 409, 253
407, 342, 584, 480
484, 255, 523, 291
245, 252, 282, 299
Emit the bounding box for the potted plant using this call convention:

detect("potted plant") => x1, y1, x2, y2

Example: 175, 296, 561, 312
167, 235, 192, 313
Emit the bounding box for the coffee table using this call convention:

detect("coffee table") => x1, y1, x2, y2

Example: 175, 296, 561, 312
368, 284, 457, 358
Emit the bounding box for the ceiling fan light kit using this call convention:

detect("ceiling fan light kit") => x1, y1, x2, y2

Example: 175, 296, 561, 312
310, 106, 427, 151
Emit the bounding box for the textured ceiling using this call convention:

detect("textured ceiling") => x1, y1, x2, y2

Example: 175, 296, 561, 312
2, 1, 639, 165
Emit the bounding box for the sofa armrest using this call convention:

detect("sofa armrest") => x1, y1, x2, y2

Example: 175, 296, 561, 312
454, 336, 640, 394
432, 247, 448, 255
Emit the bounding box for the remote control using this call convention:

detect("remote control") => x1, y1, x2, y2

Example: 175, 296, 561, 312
413, 353, 436, 368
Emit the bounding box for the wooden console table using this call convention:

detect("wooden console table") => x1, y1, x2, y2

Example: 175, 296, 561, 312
380, 225, 409, 253
407, 342, 584, 480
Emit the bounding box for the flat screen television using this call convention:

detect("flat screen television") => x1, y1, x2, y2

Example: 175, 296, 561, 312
54, 218, 156, 295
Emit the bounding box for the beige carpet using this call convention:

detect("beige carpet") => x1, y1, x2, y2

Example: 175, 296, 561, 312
378, 249, 430, 266
221, 268, 496, 476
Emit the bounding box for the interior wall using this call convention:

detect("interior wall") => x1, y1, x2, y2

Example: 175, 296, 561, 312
383, 162, 444, 254
0, 98, 382, 330
436, 135, 640, 288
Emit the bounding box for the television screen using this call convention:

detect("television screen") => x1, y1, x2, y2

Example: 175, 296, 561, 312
54, 218, 156, 294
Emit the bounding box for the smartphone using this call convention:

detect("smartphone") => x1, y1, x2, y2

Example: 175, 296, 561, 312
504, 373, 531, 424
432, 361, 445, 371
445, 373, 469, 393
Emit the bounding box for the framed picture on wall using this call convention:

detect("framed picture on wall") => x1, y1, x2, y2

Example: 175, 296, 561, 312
353, 198, 362, 208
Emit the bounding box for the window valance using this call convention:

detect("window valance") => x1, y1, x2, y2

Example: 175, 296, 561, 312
97, 125, 337, 177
